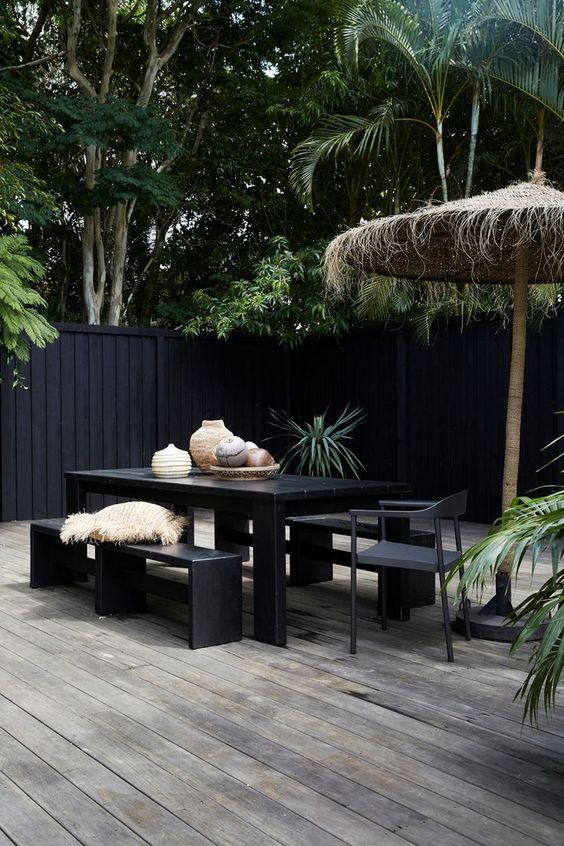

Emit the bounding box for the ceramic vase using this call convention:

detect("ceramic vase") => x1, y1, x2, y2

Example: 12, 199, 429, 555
189, 420, 232, 472
151, 443, 192, 478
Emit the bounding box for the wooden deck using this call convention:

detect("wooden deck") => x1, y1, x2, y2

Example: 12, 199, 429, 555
0, 514, 562, 846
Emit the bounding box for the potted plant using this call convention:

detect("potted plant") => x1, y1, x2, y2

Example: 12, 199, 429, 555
269, 406, 365, 477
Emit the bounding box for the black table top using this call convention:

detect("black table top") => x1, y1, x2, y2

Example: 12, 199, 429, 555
65, 467, 409, 502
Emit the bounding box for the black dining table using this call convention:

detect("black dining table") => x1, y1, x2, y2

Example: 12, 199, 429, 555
65, 467, 410, 646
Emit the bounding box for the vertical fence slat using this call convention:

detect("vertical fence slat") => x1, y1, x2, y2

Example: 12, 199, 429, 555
31, 345, 47, 519
60, 331, 76, 509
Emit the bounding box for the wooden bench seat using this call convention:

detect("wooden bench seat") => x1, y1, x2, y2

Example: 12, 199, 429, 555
30, 519, 242, 649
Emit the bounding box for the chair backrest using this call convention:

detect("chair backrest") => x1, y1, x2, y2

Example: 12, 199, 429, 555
421, 490, 467, 520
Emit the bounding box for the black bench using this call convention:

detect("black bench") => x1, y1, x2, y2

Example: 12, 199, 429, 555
287, 514, 436, 614
30, 519, 242, 649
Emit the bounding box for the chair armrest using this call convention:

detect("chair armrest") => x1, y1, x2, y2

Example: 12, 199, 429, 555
378, 499, 437, 509
350, 506, 434, 520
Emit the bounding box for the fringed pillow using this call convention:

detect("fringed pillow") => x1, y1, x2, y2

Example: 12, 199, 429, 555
60, 501, 187, 546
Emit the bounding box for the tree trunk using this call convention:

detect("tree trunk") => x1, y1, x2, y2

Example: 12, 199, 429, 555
534, 105, 545, 175
60, 229, 69, 321
465, 83, 480, 198
347, 172, 364, 227
138, 225, 169, 323
435, 119, 448, 202
107, 201, 129, 325
500, 245, 529, 568
82, 144, 104, 323
82, 213, 101, 324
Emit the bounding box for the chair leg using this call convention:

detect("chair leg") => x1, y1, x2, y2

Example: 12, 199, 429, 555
380, 567, 388, 630
459, 566, 472, 641
438, 568, 454, 662
350, 552, 357, 655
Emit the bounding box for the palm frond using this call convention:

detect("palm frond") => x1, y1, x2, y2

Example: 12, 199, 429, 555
489, 48, 564, 118
486, 0, 564, 60
444, 488, 564, 720
340, 0, 433, 97
290, 110, 393, 200
510, 570, 564, 722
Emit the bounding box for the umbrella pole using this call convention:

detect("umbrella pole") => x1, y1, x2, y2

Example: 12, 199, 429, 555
456, 244, 533, 639
496, 243, 529, 613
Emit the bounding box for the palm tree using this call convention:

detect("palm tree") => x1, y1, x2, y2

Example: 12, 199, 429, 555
336, 0, 471, 201
455, 3, 498, 197
290, 61, 420, 219
481, 0, 564, 171
291, 1, 469, 207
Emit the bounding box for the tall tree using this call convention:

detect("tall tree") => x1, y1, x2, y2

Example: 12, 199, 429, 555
482, 0, 564, 173
63, 0, 202, 324
338, 0, 468, 201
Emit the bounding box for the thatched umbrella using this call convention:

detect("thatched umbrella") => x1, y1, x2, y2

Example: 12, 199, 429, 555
325, 175, 564, 638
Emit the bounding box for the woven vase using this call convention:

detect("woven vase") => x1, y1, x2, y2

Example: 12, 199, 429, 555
151, 443, 192, 478
189, 420, 233, 472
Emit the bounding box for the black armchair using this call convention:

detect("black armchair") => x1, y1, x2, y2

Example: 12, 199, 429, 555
350, 491, 471, 662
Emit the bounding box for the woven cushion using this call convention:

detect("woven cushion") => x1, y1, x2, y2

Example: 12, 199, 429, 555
60, 501, 187, 546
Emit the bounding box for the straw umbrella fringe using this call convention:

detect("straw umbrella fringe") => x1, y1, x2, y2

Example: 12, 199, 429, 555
324, 175, 564, 627
324, 181, 564, 290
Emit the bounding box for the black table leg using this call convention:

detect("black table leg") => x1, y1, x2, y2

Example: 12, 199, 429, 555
65, 477, 87, 514
251, 500, 287, 646
174, 505, 195, 545
376, 516, 408, 620
288, 524, 333, 585
214, 512, 250, 562
379, 521, 436, 619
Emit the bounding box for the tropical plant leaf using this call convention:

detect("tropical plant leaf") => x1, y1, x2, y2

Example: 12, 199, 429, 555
0, 234, 58, 374
446, 487, 564, 720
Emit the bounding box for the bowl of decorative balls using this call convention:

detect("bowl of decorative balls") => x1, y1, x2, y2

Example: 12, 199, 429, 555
210, 437, 279, 480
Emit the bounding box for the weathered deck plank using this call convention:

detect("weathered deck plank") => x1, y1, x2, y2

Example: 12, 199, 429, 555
0, 516, 562, 846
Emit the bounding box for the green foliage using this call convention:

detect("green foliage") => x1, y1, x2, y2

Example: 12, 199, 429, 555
0, 234, 58, 372
510, 569, 564, 722
95, 165, 181, 208
447, 489, 564, 721
0, 84, 57, 225
484, 0, 564, 118
269, 406, 366, 477
45, 96, 182, 210
291, 0, 563, 213
48, 96, 180, 158
356, 277, 563, 342
3, 0, 563, 325
293, 0, 469, 203
167, 238, 355, 348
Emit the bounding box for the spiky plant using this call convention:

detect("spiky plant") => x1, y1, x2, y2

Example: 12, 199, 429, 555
269, 406, 365, 478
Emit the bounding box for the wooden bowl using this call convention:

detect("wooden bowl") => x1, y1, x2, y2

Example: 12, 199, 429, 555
209, 464, 280, 481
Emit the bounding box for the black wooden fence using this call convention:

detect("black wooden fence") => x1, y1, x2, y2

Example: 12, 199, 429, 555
2, 318, 563, 524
